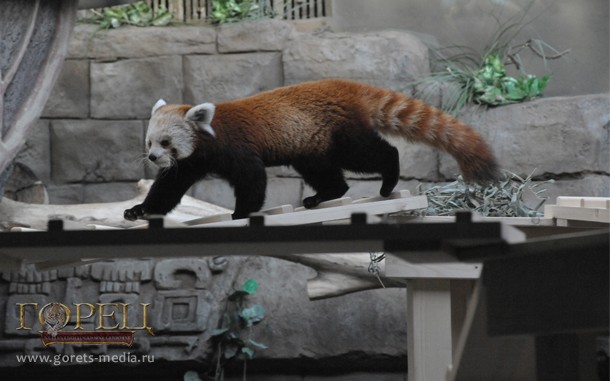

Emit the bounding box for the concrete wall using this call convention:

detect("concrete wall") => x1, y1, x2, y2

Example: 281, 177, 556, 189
14, 20, 610, 212
329, 0, 610, 98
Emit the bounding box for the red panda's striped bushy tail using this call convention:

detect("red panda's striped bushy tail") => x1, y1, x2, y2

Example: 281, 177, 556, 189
367, 89, 501, 183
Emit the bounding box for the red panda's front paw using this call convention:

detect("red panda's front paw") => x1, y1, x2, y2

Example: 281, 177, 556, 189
302, 195, 322, 209
124, 204, 145, 221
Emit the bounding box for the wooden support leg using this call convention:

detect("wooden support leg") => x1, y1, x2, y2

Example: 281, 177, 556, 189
406, 279, 453, 381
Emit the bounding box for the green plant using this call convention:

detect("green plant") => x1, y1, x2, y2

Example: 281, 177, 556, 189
414, 6, 568, 115
80, 1, 172, 29
472, 52, 550, 106
207, 278, 267, 381
209, 0, 274, 24
415, 170, 553, 218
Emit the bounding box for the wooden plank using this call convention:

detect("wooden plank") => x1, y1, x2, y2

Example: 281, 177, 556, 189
260, 204, 294, 215
86, 224, 123, 230
406, 279, 453, 381
385, 253, 481, 279
200, 195, 428, 227
544, 205, 610, 224
450, 280, 475, 354
397, 215, 554, 226
183, 213, 232, 226
555, 196, 610, 209
352, 189, 411, 204
294, 196, 352, 211
10, 227, 44, 232
544, 196, 610, 226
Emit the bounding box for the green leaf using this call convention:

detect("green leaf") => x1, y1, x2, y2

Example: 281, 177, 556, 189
248, 339, 268, 349
152, 13, 172, 26
241, 347, 255, 359
240, 304, 265, 326
242, 278, 258, 294
224, 343, 239, 359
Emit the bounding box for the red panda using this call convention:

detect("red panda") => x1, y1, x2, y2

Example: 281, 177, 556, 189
124, 79, 499, 220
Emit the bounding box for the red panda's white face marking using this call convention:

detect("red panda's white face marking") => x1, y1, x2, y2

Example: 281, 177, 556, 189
145, 100, 217, 168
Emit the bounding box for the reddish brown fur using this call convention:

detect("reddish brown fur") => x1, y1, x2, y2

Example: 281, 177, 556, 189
205, 79, 497, 182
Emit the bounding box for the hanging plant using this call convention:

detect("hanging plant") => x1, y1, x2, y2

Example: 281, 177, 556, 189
193, 278, 268, 381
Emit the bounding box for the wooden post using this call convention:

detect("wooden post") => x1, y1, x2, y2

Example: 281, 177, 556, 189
406, 279, 453, 381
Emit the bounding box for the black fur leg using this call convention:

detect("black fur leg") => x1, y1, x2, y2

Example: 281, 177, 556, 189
232, 181, 266, 219
229, 157, 267, 219
293, 159, 349, 209
333, 130, 400, 198
124, 204, 145, 221
379, 146, 399, 197
124, 161, 203, 221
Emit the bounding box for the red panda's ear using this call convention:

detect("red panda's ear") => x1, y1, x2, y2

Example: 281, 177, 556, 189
185, 103, 216, 137
152, 99, 167, 115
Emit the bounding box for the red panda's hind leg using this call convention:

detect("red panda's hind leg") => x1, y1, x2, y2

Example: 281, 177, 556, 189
334, 132, 400, 198
293, 159, 349, 209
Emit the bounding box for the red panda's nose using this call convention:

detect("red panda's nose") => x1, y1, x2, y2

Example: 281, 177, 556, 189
148, 154, 157, 162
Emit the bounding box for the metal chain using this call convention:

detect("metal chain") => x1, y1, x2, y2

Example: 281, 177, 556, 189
368, 252, 386, 289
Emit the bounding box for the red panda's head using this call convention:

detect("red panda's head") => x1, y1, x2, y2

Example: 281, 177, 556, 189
145, 99, 216, 168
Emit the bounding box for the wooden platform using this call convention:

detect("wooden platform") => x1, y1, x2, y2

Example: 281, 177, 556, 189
2, 194, 608, 381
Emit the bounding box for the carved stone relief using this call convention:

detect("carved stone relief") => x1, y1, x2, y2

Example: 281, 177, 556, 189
0, 256, 233, 366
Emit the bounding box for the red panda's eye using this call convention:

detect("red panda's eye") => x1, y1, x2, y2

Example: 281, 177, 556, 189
160, 139, 170, 147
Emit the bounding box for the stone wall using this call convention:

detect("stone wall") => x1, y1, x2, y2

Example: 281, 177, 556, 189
14, 20, 609, 210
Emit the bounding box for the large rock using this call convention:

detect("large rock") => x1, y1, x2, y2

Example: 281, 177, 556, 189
283, 30, 429, 91
41, 59, 89, 118
90, 56, 184, 119
217, 19, 294, 53
183, 53, 283, 103
50, 119, 145, 183
440, 94, 610, 181
68, 24, 216, 59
